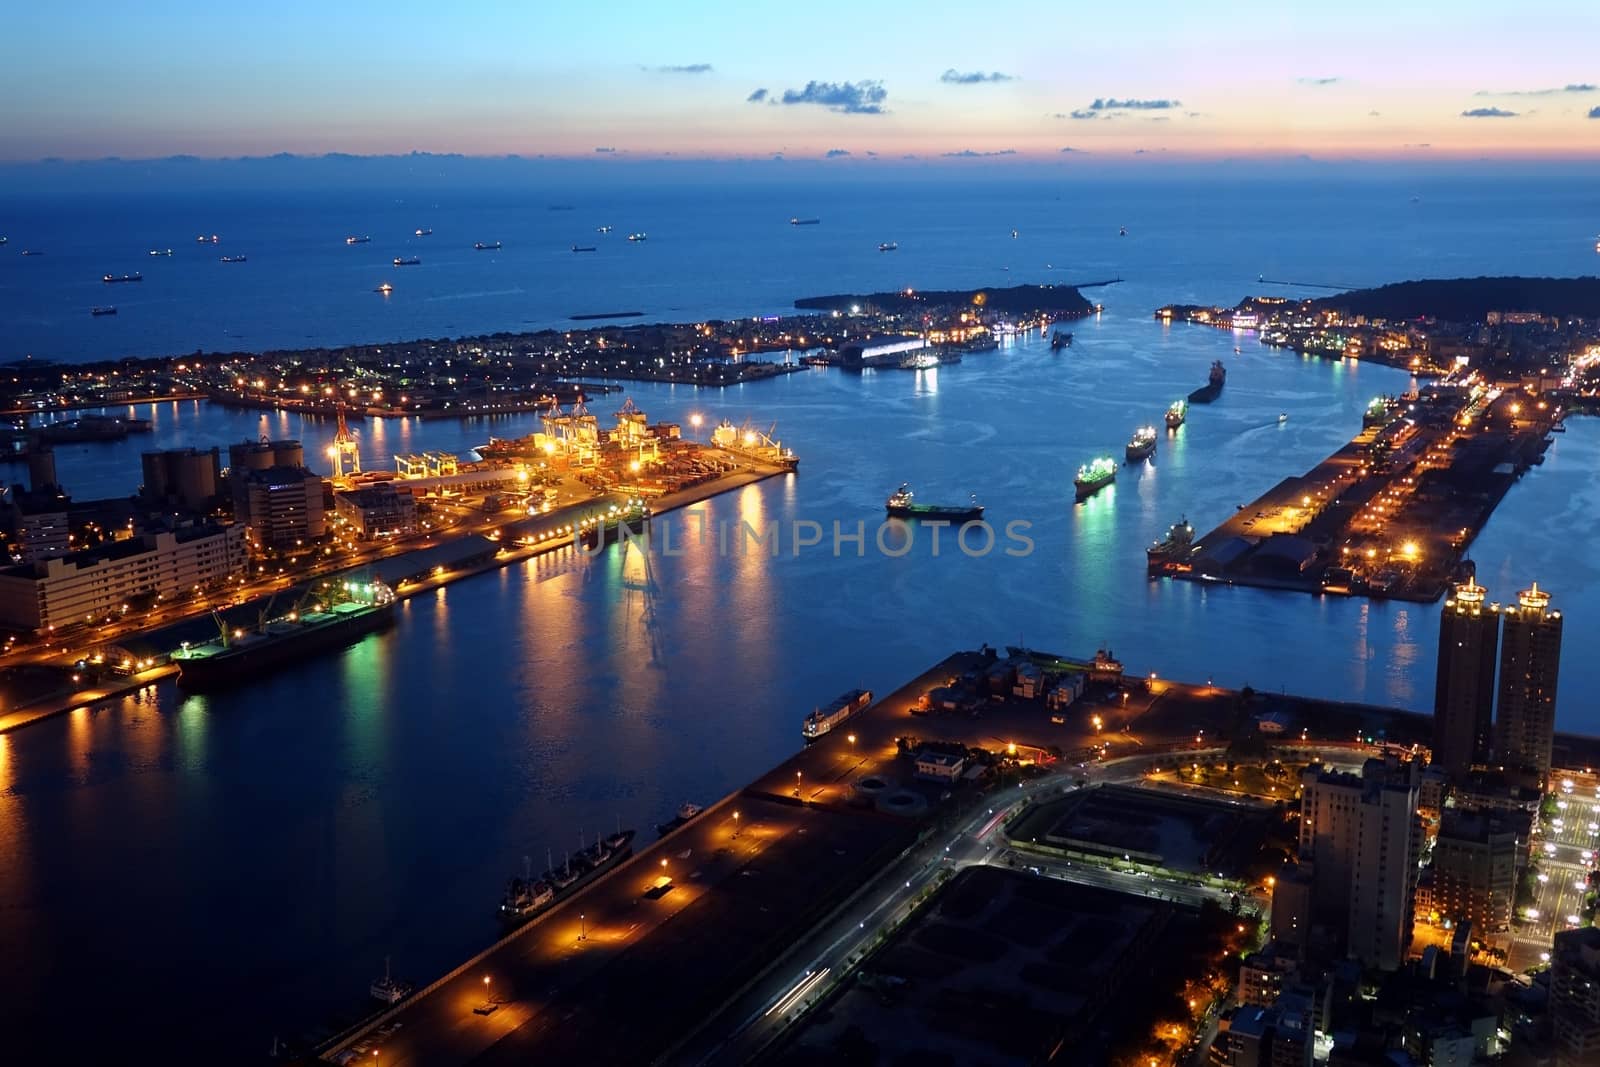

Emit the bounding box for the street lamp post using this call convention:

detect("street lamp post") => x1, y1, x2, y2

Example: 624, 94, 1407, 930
579, 912, 586, 941
795, 770, 803, 798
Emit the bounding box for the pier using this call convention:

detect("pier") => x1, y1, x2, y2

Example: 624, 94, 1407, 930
1158, 384, 1558, 602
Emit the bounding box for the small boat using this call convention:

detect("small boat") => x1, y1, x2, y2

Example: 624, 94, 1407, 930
1233, 346, 1241, 354
656, 802, 703, 837
393, 256, 420, 266
1278, 413, 1289, 423
414, 228, 432, 237
878, 241, 898, 252
1050, 331, 1072, 351
1119, 225, 1128, 237
1010, 228, 1019, 238
370, 957, 413, 1005
345, 235, 371, 245
474, 241, 502, 250
0, 236, 6, 245
102, 272, 142, 284
148, 248, 173, 257
220, 255, 246, 263
375, 283, 393, 295
572, 245, 597, 253
91, 306, 117, 316
626, 233, 647, 242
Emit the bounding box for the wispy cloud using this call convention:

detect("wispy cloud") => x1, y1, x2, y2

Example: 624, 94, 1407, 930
1402, 143, 1432, 149
1298, 77, 1341, 85
594, 147, 615, 154
1474, 84, 1596, 96
940, 148, 1017, 157
825, 148, 850, 158
1090, 97, 1180, 110
1461, 107, 1518, 118
746, 88, 768, 103
651, 63, 713, 74
940, 69, 1014, 84
1053, 110, 1098, 120
1060, 146, 1085, 153
778, 80, 888, 114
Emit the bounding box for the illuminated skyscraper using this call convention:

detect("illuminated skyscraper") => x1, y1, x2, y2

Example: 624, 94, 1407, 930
1494, 582, 1563, 788
1433, 580, 1499, 780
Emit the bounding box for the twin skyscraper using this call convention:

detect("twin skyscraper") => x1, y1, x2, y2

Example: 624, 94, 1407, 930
1433, 578, 1564, 786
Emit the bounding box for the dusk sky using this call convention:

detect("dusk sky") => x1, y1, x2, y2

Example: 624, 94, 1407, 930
5, 0, 1599, 163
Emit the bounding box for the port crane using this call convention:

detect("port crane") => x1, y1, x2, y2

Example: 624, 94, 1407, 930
328, 403, 361, 482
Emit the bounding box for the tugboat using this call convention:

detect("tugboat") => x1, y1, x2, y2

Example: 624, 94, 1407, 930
1074, 457, 1118, 500
1165, 399, 1188, 429
1147, 516, 1197, 575
1050, 331, 1073, 351
884, 484, 983, 522
474, 241, 503, 250
1125, 426, 1158, 462
370, 957, 413, 1005
878, 241, 898, 252
1278, 412, 1289, 424
393, 256, 420, 266
102, 272, 142, 284
656, 803, 703, 837
345, 235, 371, 245
91, 306, 117, 316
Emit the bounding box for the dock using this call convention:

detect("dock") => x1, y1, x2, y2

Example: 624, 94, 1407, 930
1159, 384, 1557, 602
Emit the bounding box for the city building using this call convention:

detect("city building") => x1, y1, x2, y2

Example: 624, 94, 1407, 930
1271, 866, 1315, 955
1298, 757, 1423, 970
333, 483, 419, 539
1428, 807, 1530, 933
1433, 580, 1499, 780
233, 465, 326, 550
1494, 583, 1563, 788
13, 487, 71, 562
141, 447, 222, 511
913, 749, 965, 782
1550, 927, 1600, 1067
0, 524, 246, 631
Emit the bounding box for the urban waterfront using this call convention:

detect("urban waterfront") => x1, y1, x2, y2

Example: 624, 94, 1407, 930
3, 284, 1599, 1053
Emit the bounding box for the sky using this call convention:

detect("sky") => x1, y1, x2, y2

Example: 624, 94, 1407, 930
3, 0, 1599, 164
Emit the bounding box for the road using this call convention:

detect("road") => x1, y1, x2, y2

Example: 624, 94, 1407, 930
1510, 779, 1600, 969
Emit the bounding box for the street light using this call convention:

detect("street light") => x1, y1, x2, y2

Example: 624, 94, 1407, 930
579, 912, 586, 941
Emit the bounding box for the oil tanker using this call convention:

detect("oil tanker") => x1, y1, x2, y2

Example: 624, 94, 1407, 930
171, 577, 396, 690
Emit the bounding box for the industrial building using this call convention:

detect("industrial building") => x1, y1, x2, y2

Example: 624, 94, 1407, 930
227, 438, 305, 473
142, 447, 222, 511
334, 483, 419, 539
0, 524, 246, 632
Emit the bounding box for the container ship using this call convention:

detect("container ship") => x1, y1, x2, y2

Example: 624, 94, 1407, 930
171, 577, 396, 690
498, 829, 635, 925
1125, 426, 1157, 462
802, 689, 873, 742
1188, 360, 1227, 403
1147, 516, 1197, 576
1074, 456, 1117, 500
102, 272, 142, 284
885, 484, 983, 522
1164, 399, 1187, 429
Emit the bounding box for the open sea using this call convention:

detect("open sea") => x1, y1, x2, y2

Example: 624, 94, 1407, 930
1, 173, 1598, 1058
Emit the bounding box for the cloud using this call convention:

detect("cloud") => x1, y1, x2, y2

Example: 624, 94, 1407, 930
1298, 77, 1340, 86
653, 63, 712, 74
940, 148, 1017, 157
1090, 97, 1180, 110
746, 88, 768, 103
1057, 109, 1098, 120
594, 147, 615, 154
778, 80, 888, 114
1060, 146, 1084, 153
865, 150, 878, 157
1369, 110, 1381, 117
825, 148, 850, 158
940, 69, 1014, 84
1461, 107, 1518, 118
1591, 106, 1600, 119
1475, 83, 1596, 96
1402, 143, 1431, 149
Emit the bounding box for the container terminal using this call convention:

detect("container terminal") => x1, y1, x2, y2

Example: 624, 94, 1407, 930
1152, 379, 1558, 602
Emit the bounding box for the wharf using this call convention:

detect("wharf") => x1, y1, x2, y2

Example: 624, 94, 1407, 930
1161, 388, 1556, 603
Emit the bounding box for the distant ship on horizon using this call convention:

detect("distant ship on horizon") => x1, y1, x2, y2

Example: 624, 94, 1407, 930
474, 241, 502, 250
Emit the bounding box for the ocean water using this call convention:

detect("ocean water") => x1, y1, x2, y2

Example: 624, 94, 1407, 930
0, 174, 1597, 1058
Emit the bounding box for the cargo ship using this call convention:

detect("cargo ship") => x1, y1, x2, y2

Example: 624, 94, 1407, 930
790, 217, 821, 225
1147, 516, 1197, 575
878, 241, 898, 252
1125, 425, 1157, 461
375, 282, 393, 295
885, 484, 983, 522
498, 828, 635, 925
170, 577, 396, 690
148, 248, 173, 257
393, 256, 420, 266
572, 244, 597, 253
102, 272, 142, 284
656, 803, 703, 837
196, 234, 219, 243
345, 235, 371, 245
900, 350, 941, 370
802, 689, 873, 742
370, 958, 413, 1005
415, 228, 432, 237
1074, 456, 1117, 500
91, 306, 117, 316
710, 418, 800, 472
220, 255, 247, 263
1188, 360, 1227, 403
626, 233, 647, 242
1050, 331, 1073, 351
1164, 399, 1187, 429
474, 241, 502, 250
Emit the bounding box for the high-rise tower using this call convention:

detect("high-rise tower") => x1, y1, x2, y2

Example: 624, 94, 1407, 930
1495, 582, 1563, 788
1433, 580, 1499, 780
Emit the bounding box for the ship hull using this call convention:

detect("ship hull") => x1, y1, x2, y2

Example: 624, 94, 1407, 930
1188, 382, 1223, 404
174, 603, 396, 690
1074, 476, 1115, 500
885, 504, 984, 522
1125, 441, 1156, 462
